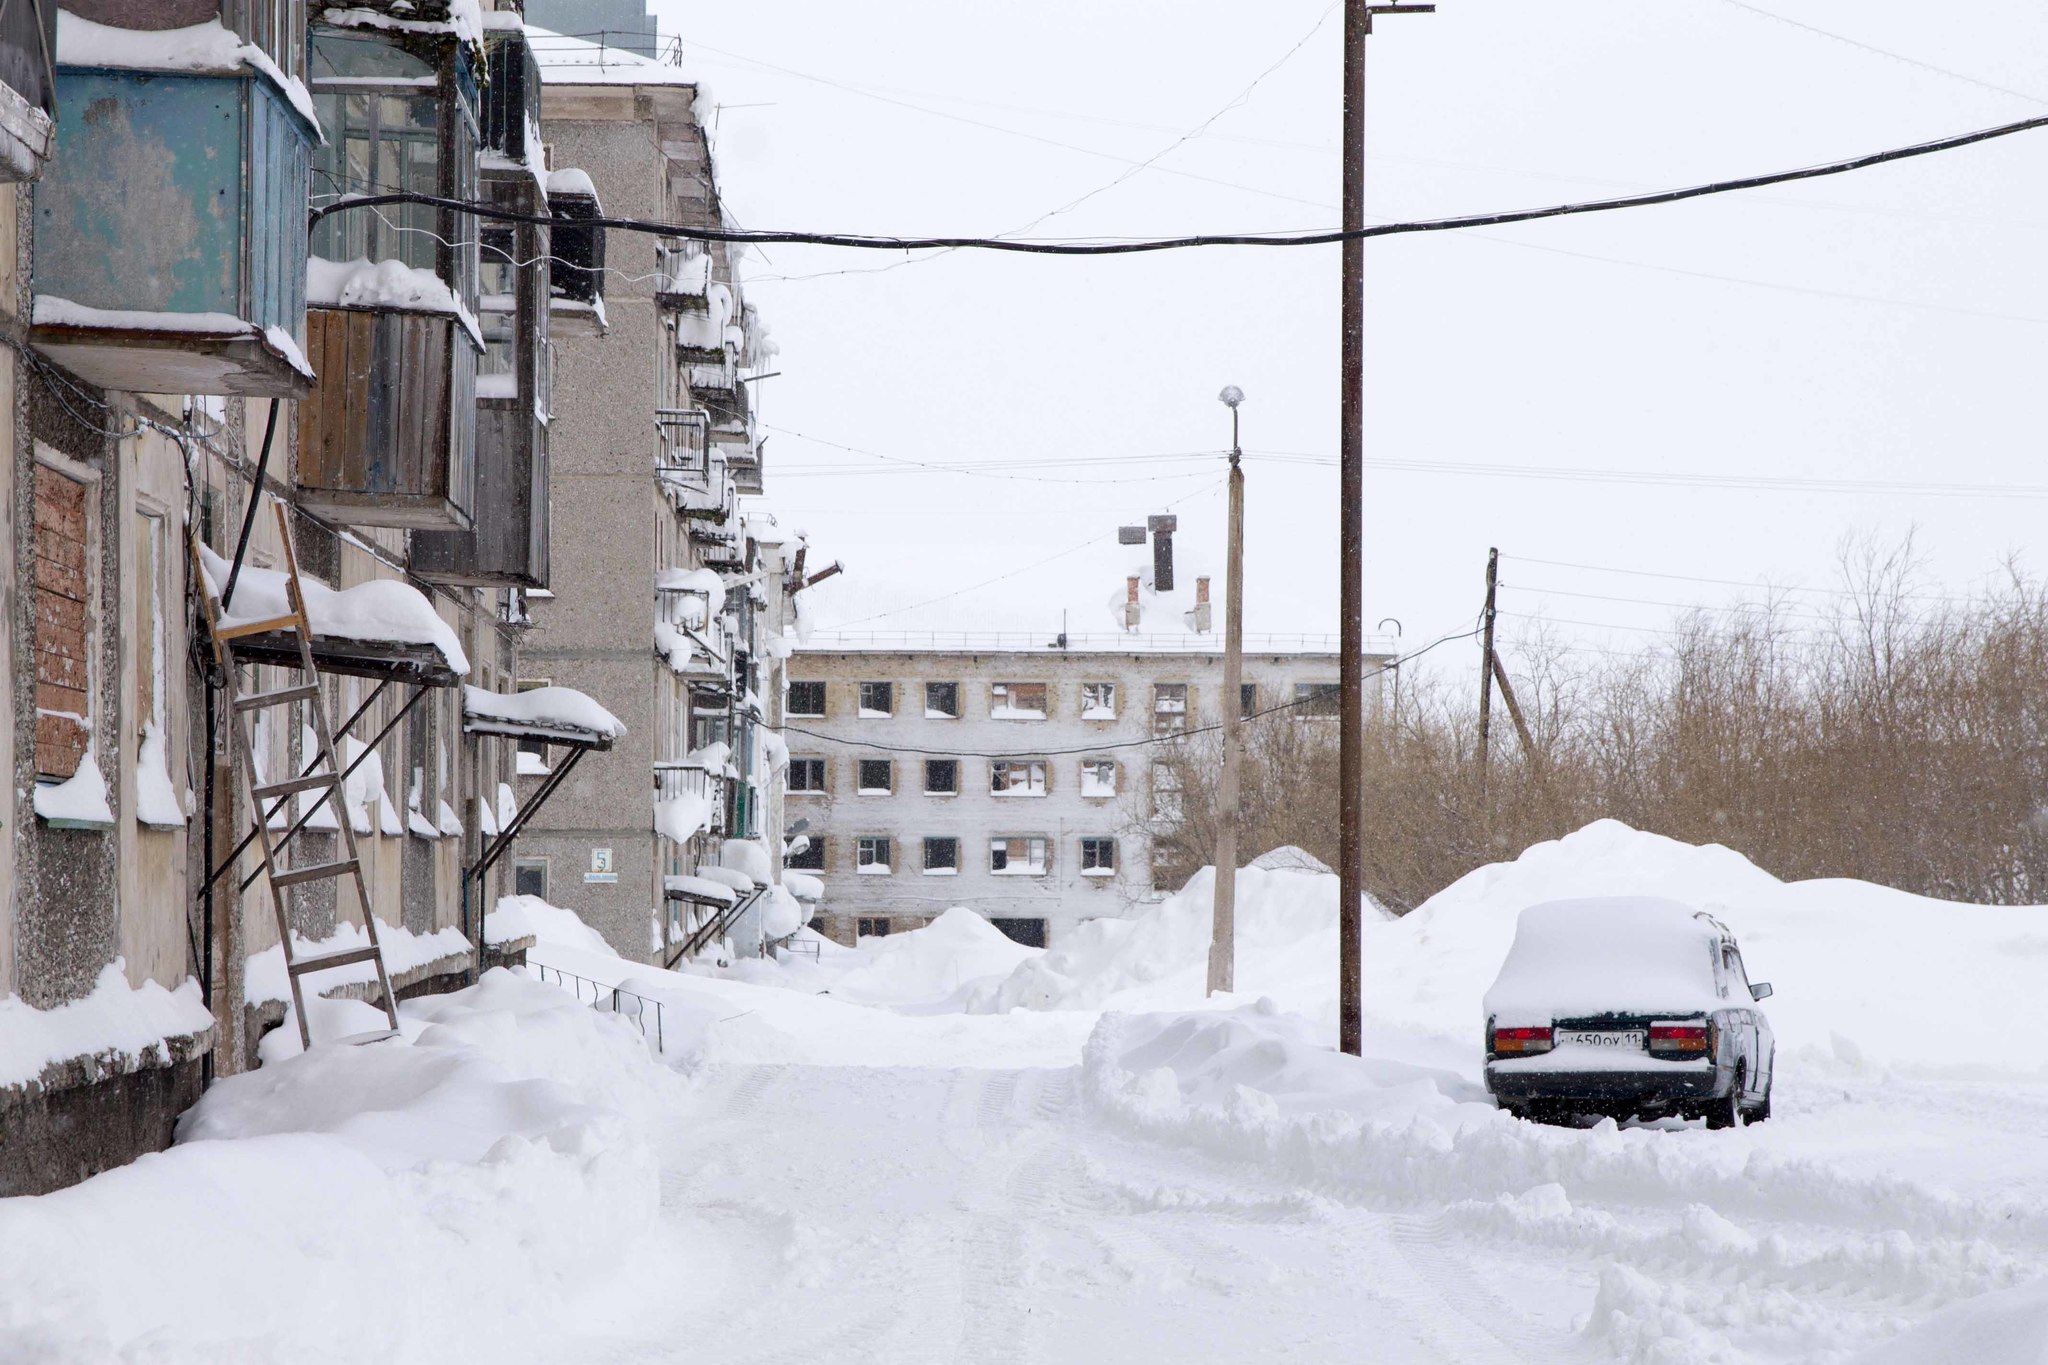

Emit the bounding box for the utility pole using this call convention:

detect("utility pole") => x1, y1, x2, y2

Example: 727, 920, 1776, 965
1478, 545, 1499, 795
1340, 0, 1432, 1058
1209, 386, 1246, 996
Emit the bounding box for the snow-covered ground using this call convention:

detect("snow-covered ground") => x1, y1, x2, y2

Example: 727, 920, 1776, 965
2, 821, 2042, 1362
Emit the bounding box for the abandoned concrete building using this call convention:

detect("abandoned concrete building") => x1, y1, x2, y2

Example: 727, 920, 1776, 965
0, 0, 818, 1197
790, 521, 1377, 947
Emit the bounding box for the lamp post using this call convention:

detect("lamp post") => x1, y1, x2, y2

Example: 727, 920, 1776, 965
1208, 385, 1246, 996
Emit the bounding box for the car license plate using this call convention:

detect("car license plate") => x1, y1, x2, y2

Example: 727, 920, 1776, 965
1557, 1030, 1646, 1050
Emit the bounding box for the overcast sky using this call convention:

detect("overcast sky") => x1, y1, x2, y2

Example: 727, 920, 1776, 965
637, 0, 2048, 669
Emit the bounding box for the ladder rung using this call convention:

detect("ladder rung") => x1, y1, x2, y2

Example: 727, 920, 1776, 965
215, 613, 305, 642
236, 683, 322, 712
287, 944, 382, 975
269, 858, 359, 889
254, 771, 340, 801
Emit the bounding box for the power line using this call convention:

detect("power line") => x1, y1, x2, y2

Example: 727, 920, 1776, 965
1713, 0, 2048, 108
311, 109, 2048, 255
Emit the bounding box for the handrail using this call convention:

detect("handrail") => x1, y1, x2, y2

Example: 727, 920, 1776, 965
529, 959, 667, 1054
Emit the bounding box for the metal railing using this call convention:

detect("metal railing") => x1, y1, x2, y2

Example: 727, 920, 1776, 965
529, 960, 669, 1053
656, 408, 710, 479
655, 761, 728, 836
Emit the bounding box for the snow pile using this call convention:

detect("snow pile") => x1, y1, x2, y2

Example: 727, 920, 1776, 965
198, 544, 470, 675
134, 722, 187, 828
307, 257, 483, 347
245, 920, 473, 1009
972, 860, 1383, 1015
980, 820, 2048, 1075
665, 874, 736, 906
758, 886, 804, 941
0, 971, 683, 1362
782, 870, 823, 901
653, 789, 715, 845
483, 897, 536, 946
0, 964, 213, 1092
509, 894, 618, 958
817, 908, 1041, 1009
463, 683, 624, 739
656, 565, 725, 621
31, 748, 114, 828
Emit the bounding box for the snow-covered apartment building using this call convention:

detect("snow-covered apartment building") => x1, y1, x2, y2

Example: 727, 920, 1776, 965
0, 0, 813, 1195
790, 522, 1371, 948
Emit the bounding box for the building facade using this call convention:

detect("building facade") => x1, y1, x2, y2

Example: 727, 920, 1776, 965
0, 0, 708, 1195
514, 28, 816, 967
787, 643, 1358, 947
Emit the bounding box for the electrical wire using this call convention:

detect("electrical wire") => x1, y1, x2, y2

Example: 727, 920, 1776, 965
772, 624, 1481, 759
1712, 0, 2048, 108
310, 109, 2048, 255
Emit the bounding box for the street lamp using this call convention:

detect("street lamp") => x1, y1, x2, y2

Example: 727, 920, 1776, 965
1207, 385, 1245, 996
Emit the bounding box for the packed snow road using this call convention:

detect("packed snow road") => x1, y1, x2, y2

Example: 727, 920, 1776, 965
621, 1061, 1550, 1365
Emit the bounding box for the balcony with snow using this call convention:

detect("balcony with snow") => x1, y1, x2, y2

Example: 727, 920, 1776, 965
547, 166, 606, 336
0, 0, 56, 179
195, 542, 469, 687
29, 4, 317, 397
656, 567, 732, 686
293, 16, 484, 530
412, 27, 554, 587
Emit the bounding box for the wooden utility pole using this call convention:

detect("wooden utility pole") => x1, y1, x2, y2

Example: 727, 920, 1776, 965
1478, 545, 1499, 793
1340, 1, 1433, 1057
1209, 387, 1246, 996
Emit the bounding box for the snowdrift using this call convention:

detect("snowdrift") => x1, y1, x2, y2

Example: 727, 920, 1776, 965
970, 860, 1386, 1015
981, 820, 2048, 1076
0, 971, 685, 1363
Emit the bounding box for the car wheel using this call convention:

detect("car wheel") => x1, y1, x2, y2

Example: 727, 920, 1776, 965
1704, 1063, 1746, 1130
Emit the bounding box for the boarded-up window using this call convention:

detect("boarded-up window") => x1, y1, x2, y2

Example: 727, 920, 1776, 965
35, 466, 91, 780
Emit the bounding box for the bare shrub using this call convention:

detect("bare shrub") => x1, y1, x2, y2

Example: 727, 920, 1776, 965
1151, 542, 2048, 911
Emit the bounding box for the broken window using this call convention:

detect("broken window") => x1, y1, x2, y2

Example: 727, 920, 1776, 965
990, 681, 1047, 718
787, 758, 827, 793
1153, 683, 1189, 736
856, 836, 892, 873
990, 759, 1047, 796
787, 680, 826, 716
1294, 682, 1341, 717
1080, 682, 1116, 719
786, 836, 825, 871
924, 759, 958, 795
1081, 837, 1116, 873
1240, 682, 1259, 718
923, 837, 958, 873
35, 464, 92, 781
989, 836, 1050, 876
1152, 766, 1184, 821
924, 681, 959, 718
857, 758, 893, 794
858, 681, 893, 716
1080, 758, 1117, 797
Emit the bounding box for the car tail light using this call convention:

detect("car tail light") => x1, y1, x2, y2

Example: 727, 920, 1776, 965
1492, 1025, 1553, 1056
1649, 1022, 1711, 1057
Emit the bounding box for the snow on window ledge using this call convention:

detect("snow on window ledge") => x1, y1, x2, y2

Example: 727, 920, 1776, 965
988, 706, 1047, 721
33, 750, 115, 831
922, 867, 959, 877
857, 707, 892, 719
1080, 706, 1118, 721
855, 864, 892, 876
1081, 867, 1117, 879
856, 787, 892, 797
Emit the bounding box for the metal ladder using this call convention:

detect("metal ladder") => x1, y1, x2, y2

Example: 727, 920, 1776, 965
191, 500, 400, 1051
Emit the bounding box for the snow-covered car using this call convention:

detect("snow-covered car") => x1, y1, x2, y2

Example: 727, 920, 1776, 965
1482, 897, 1774, 1128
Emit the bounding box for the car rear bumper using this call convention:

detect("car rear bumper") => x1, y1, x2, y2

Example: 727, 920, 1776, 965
1486, 1063, 1721, 1106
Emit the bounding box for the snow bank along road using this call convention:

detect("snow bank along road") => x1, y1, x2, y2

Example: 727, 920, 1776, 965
2, 821, 2043, 1363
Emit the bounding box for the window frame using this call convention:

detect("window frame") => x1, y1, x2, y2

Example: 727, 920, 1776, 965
786, 757, 827, 793
856, 835, 893, 874
513, 856, 549, 899
33, 450, 100, 785
786, 680, 827, 717
988, 834, 1051, 876
1080, 837, 1117, 874
857, 681, 894, 716
990, 758, 1049, 797
923, 758, 958, 796
856, 757, 894, 794
923, 836, 959, 874
1080, 757, 1118, 797
923, 681, 960, 719
785, 836, 825, 871
1153, 682, 1189, 736
1080, 681, 1117, 718
1293, 681, 1341, 717
1240, 682, 1259, 718
990, 680, 1048, 719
